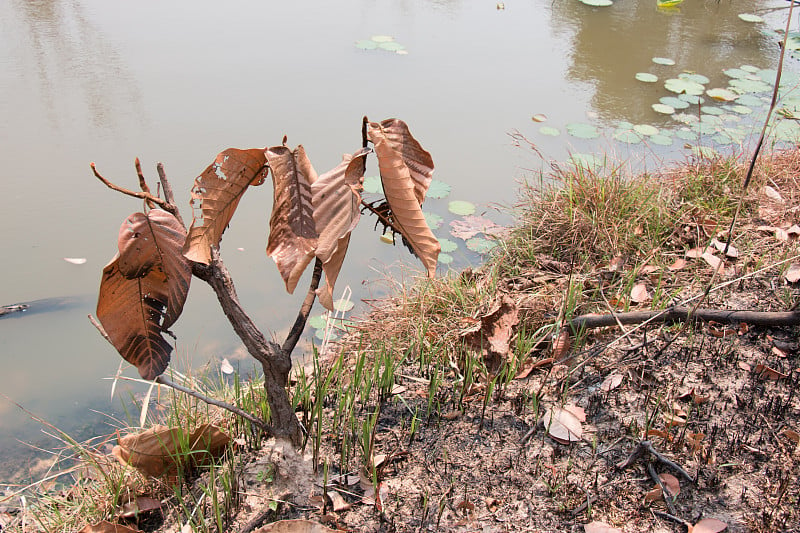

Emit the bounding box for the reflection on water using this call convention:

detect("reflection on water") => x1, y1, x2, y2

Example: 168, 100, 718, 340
551, 0, 777, 125
3, 0, 142, 132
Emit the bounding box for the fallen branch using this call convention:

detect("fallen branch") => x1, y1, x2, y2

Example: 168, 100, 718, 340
570, 306, 800, 331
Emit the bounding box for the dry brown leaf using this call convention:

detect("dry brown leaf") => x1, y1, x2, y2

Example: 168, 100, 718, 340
785, 263, 800, 283
368, 119, 440, 276
644, 473, 680, 503
782, 428, 800, 444
630, 283, 650, 304
609, 255, 625, 272
787, 224, 800, 237
543, 406, 583, 444
254, 520, 336, 533
112, 424, 230, 477
583, 521, 622, 533
700, 251, 722, 270
686, 246, 710, 258
327, 490, 351, 512
78, 521, 142, 533
663, 412, 686, 427
97, 257, 173, 381
689, 518, 728, 533
738, 361, 751, 371
119, 496, 162, 519
754, 364, 789, 380
184, 149, 268, 264
311, 148, 371, 310
710, 238, 739, 258
449, 215, 505, 240
667, 257, 687, 271
646, 429, 672, 441
640, 264, 659, 274
763, 185, 783, 202
564, 404, 586, 422
462, 295, 520, 372
265, 145, 319, 294
552, 330, 571, 359
600, 372, 623, 392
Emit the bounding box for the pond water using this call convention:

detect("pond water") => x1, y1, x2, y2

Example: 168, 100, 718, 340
0, 0, 795, 479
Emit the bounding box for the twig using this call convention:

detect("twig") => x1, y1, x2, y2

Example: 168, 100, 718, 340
156, 162, 185, 227
91, 162, 172, 211
651, 509, 692, 529
570, 306, 800, 331
88, 314, 273, 434
616, 440, 693, 483
647, 461, 677, 516
282, 258, 323, 354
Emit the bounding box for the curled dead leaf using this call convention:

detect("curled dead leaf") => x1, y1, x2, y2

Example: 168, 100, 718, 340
754, 364, 788, 380
663, 412, 686, 427
552, 330, 571, 359
583, 520, 622, 533
78, 521, 142, 533
710, 238, 739, 258
763, 185, 783, 202
668, 257, 687, 271
600, 372, 623, 392
543, 406, 583, 444
700, 251, 721, 270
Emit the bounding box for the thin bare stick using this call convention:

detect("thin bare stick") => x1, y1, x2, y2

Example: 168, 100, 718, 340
156, 162, 185, 227
282, 258, 323, 354
88, 314, 272, 434
91, 162, 173, 211
647, 462, 678, 516
134, 158, 153, 197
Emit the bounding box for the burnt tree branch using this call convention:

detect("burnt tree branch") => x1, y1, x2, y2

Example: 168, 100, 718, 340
569, 306, 800, 332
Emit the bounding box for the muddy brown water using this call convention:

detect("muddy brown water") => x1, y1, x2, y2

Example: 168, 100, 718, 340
0, 0, 789, 480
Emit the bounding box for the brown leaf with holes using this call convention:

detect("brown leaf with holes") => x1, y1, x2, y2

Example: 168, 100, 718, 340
184, 149, 268, 264
462, 295, 519, 371
265, 145, 319, 294
112, 424, 230, 477
368, 119, 440, 276
311, 148, 371, 310
97, 256, 173, 381
116, 209, 191, 329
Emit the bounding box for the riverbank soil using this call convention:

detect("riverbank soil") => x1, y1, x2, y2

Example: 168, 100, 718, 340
5, 149, 800, 533
231, 149, 800, 532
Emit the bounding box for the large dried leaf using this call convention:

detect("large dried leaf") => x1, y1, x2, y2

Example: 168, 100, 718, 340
584, 522, 622, 533
117, 209, 191, 328
461, 295, 519, 372
311, 148, 371, 310
368, 120, 440, 276
184, 149, 268, 264
254, 520, 335, 533
97, 257, 173, 380
369, 118, 434, 204
543, 406, 583, 443
265, 145, 319, 293
112, 424, 230, 477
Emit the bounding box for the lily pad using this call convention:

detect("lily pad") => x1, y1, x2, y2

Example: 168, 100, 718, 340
379, 41, 405, 52
333, 298, 355, 313
308, 314, 328, 330
701, 107, 724, 116
723, 68, 750, 79
673, 113, 699, 124
566, 122, 600, 139
577, 0, 613, 6
740, 64, 760, 73
729, 105, 753, 115
659, 96, 690, 109
569, 153, 603, 169
448, 200, 476, 216
738, 13, 764, 23
371, 35, 395, 43
363, 175, 383, 194
649, 134, 674, 146
674, 128, 697, 141
679, 72, 710, 85
665, 78, 705, 95
729, 78, 772, 93
532, 114, 548, 122
651, 103, 673, 114
614, 129, 643, 144
355, 40, 379, 50
634, 124, 659, 136
438, 252, 454, 265
426, 179, 451, 199
652, 57, 676, 66
635, 72, 659, 83
315, 328, 338, 341
678, 93, 704, 104
539, 126, 561, 136
466, 237, 497, 254
424, 212, 443, 230
692, 145, 718, 159
706, 88, 738, 102
438, 238, 458, 253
